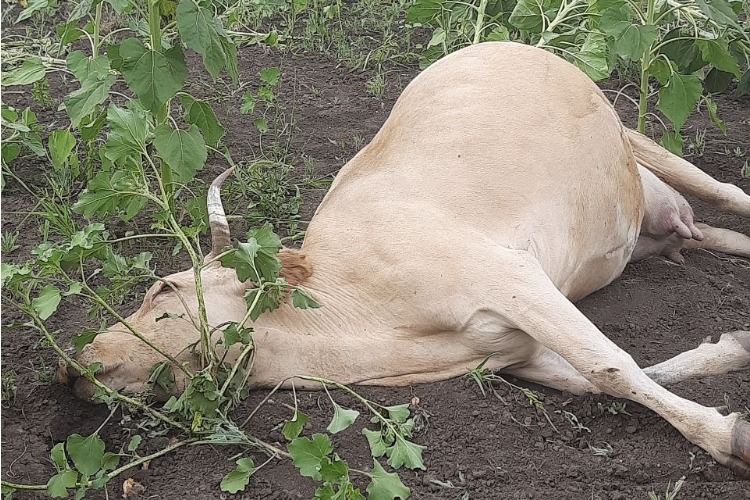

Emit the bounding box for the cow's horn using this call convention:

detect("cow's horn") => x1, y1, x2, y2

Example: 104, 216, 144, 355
206, 166, 236, 259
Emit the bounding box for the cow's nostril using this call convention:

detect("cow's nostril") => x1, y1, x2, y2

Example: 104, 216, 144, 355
56, 359, 82, 388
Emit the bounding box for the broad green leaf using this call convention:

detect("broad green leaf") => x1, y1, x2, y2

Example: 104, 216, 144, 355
185, 372, 222, 416
153, 124, 207, 184
319, 456, 349, 483
260, 67, 281, 86
386, 437, 426, 470
288, 434, 333, 481
1, 143, 20, 166
647, 58, 671, 85
327, 403, 359, 434
244, 287, 283, 321
16, 0, 50, 23
177, 0, 239, 82
384, 404, 411, 424
406, 0, 442, 24
68, 0, 94, 22
246, 225, 282, 280
660, 130, 684, 156
72, 330, 99, 352
291, 288, 321, 309
509, 0, 544, 31
571, 32, 610, 81
598, 4, 633, 36
220, 458, 256, 494
254, 117, 269, 133
46, 470, 78, 498
362, 428, 387, 458
705, 67, 733, 93
485, 25, 510, 41
48, 130, 77, 172
657, 73, 702, 131
118, 38, 187, 112
67, 434, 105, 477
101, 452, 119, 471
221, 240, 262, 282
738, 69, 750, 97
283, 410, 309, 441
64, 74, 116, 127
659, 31, 703, 74
705, 96, 726, 134
180, 95, 225, 147
696, 0, 740, 29
240, 92, 256, 114
127, 435, 142, 452
50, 443, 68, 469
103, 105, 148, 163
222, 322, 253, 347
612, 24, 657, 62
366, 461, 410, 500
66, 52, 111, 83
697, 39, 741, 76
73, 170, 147, 221
105, 0, 132, 14
57, 22, 85, 46
2, 57, 46, 86
32, 285, 61, 320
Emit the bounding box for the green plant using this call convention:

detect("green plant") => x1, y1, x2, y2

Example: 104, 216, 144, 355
589, 442, 615, 457
407, 0, 512, 67
648, 476, 686, 500
1, 370, 18, 408
597, 401, 631, 416
1, 231, 20, 255
408, 0, 750, 154
467, 358, 558, 432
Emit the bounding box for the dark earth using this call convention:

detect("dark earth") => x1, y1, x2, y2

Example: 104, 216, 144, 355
2, 41, 750, 499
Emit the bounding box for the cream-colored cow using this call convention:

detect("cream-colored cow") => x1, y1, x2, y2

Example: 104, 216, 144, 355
63, 42, 750, 474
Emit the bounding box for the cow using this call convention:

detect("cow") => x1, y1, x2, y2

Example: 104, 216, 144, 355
60, 42, 750, 475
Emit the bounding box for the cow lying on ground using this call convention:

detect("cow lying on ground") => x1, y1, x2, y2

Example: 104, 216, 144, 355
61, 42, 750, 475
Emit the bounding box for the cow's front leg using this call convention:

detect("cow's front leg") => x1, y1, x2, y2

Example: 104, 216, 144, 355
456, 246, 750, 476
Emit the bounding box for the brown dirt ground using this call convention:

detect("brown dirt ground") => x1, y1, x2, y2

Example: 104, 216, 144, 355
2, 44, 750, 499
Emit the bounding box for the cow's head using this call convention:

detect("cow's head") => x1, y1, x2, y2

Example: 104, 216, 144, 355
58, 168, 309, 399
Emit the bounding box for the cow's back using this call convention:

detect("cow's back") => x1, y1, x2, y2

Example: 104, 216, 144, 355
306, 42, 644, 300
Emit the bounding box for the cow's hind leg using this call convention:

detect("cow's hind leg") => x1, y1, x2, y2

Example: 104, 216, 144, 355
643, 331, 750, 385
505, 331, 749, 391
463, 246, 750, 475
627, 129, 750, 217
681, 223, 750, 259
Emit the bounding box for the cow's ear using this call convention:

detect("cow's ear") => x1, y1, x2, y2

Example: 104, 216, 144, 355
279, 249, 312, 286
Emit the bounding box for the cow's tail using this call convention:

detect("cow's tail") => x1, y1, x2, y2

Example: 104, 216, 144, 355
626, 128, 750, 217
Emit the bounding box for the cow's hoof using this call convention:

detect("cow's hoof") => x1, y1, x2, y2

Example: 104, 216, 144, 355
726, 331, 750, 353
729, 419, 750, 477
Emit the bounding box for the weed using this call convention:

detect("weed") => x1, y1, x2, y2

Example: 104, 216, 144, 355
561, 410, 591, 434
589, 442, 615, 458
687, 128, 706, 157
648, 476, 686, 500
597, 401, 631, 416
467, 359, 559, 433
741, 160, 749, 179
235, 160, 303, 237
1, 370, 18, 408
1, 230, 20, 254
365, 72, 386, 98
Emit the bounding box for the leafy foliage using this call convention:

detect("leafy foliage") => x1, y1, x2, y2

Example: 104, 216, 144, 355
407, 0, 750, 153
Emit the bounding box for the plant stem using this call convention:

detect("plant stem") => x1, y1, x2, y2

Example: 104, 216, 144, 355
92, 1, 103, 58
472, 0, 488, 45
0, 438, 198, 494
637, 0, 656, 134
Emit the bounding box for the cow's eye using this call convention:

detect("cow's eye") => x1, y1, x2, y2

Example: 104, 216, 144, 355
151, 281, 178, 302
